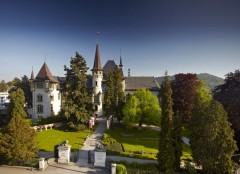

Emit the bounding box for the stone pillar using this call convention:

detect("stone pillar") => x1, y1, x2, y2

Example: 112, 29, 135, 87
94, 144, 106, 167
39, 158, 45, 171
111, 163, 116, 174
57, 140, 71, 164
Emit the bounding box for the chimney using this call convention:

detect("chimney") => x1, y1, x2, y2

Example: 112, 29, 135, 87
128, 69, 130, 77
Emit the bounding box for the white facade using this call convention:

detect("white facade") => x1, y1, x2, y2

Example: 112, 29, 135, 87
31, 81, 61, 119
0, 92, 9, 109
92, 70, 103, 116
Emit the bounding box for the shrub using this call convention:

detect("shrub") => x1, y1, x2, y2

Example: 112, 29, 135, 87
184, 161, 197, 174
38, 116, 64, 125
117, 163, 127, 174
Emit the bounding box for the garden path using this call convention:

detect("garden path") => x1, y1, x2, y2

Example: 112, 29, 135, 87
77, 116, 107, 167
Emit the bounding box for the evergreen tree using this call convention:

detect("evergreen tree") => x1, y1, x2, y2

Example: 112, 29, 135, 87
190, 98, 237, 173
103, 73, 114, 118
157, 73, 175, 173
19, 75, 32, 108
0, 115, 38, 165
113, 67, 125, 121
61, 52, 92, 131
7, 88, 26, 122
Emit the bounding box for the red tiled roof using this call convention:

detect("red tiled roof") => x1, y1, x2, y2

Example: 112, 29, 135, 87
35, 63, 57, 82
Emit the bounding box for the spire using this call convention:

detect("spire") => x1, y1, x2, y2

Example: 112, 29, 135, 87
92, 44, 102, 71
36, 62, 57, 82
30, 66, 35, 80
119, 50, 123, 68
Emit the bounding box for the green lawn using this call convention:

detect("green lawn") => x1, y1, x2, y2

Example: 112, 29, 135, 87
37, 128, 92, 152
102, 123, 192, 160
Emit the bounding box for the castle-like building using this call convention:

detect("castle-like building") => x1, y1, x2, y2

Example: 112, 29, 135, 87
30, 43, 160, 119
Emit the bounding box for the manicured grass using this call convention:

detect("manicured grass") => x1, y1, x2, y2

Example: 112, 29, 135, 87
37, 128, 92, 152
103, 123, 192, 161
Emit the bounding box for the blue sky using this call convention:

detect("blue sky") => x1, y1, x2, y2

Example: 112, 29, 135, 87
1, 0, 240, 82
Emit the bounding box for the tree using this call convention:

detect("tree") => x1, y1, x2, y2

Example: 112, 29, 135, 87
0, 115, 38, 165
7, 88, 26, 122
172, 73, 200, 123
61, 52, 93, 131
113, 67, 125, 121
214, 69, 240, 149
123, 88, 161, 127
157, 73, 175, 173
19, 75, 32, 108
122, 95, 139, 128
190, 99, 237, 173
171, 73, 200, 169
0, 80, 8, 92
103, 73, 114, 118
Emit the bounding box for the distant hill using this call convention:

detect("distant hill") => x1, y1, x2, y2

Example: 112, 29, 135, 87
155, 73, 224, 92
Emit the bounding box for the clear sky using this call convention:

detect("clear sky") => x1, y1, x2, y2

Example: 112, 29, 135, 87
1, 0, 240, 82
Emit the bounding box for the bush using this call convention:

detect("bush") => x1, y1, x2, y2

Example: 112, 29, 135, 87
117, 163, 127, 174
38, 116, 64, 125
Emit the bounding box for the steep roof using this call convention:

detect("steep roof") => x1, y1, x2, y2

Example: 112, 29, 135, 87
125, 76, 160, 91
92, 44, 102, 70
102, 60, 118, 76
35, 62, 58, 82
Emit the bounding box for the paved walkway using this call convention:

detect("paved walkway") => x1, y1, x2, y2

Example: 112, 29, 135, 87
77, 116, 107, 167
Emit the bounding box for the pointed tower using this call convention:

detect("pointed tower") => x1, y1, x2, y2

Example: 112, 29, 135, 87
30, 67, 35, 80
91, 44, 103, 116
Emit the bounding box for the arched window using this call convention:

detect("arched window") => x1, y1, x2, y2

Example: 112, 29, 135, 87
37, 94, 43, 102
37, 105, 43, 114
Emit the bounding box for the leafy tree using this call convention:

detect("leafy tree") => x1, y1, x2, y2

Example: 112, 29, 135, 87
7, 88, 26, 122
113, 67, 125, 121
190, 99, 237, 173
172, 73, 200, 123
61, 52, 93, 131
157, 73, 175, 173
0, 115, 38, 165
122, 95, 139, 128
214, 69, 240, 149
0, 80, 8, 92
132, 88, 161, 127
103, 73, 114, 118
171, 73, 200, 170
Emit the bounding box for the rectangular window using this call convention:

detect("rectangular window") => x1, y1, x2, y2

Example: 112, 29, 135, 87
58, 93, 61, 100
37, 95, 43, 102
37, 83, 43, 89
50, 95, 54, 101
37, 105, 43, 114
96, 81, 98, 86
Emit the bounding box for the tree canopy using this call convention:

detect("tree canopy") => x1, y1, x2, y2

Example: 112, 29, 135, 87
0, 80, 8, 92
172, 73, 200, 123
61, 52, 92, 131
157, 73, 175, 173
7, 88, 26, 122
190, 99, 237, 173
0, 115, 38, 165
123, 88, 161, 127
103, 72, 114, 118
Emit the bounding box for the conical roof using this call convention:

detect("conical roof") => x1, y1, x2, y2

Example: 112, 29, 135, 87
35, 62, 57, 82
92, 44, 102, 71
